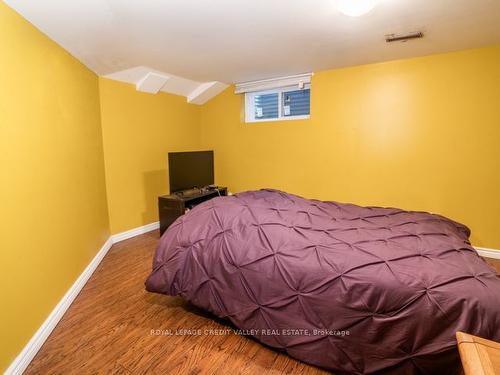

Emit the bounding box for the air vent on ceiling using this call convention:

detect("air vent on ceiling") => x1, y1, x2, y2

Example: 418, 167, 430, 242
385, 31, 424, 43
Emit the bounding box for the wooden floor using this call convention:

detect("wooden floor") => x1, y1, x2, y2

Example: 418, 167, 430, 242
483, 257, 500, 273
25, 231, 328, 375
25, 231, 500, 375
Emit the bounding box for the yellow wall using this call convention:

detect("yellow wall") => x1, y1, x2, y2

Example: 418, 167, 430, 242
2, 2, 500, 370
0, 2, 110, 372
99, 78, 201, 234
200, 45, 500, 249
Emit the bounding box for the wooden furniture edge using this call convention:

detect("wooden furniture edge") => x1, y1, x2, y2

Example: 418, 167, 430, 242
456, 331, 499, 375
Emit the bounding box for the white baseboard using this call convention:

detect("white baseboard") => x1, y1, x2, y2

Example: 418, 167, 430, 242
4, 237, 113, 375
4, 221, 160, 375
475, 246, 500, 260
5, 221, 160, 375
5, 222, 498, 375
110, 221, 159, 244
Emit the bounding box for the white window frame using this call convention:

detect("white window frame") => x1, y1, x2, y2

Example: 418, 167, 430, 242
244, 84, 311, 123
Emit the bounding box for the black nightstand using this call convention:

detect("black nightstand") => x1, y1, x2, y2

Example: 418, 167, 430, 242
158, 187, 228, 236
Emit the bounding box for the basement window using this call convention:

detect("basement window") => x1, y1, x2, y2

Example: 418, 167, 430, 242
244, 85, 310, 123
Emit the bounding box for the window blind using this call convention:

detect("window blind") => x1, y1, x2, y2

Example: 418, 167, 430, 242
235, 73, 313, 94
255, 93, 279, 119
283, 89, 310, 117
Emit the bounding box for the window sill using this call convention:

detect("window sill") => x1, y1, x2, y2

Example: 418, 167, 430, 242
245, 115, 310, 124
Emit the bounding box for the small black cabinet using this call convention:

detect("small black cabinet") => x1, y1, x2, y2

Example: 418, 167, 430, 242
158, 187, 227, 236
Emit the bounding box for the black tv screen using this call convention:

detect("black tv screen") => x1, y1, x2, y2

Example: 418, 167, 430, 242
168, 151, 214, 193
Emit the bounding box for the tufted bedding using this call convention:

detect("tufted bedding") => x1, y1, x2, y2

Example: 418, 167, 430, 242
145, 189, 500, 374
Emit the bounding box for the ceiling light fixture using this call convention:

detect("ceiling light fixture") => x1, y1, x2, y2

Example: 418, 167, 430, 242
337, 0, 378, 17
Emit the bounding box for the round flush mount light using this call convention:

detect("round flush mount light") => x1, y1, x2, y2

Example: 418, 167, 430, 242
337, 0, 378, 17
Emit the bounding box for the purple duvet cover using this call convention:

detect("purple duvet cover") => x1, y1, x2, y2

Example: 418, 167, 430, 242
146, 190, 500, 374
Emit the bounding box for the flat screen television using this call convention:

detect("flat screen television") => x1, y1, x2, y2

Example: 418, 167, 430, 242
168, 151, 214, 193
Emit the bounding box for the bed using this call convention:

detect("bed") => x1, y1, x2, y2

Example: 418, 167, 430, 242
145, 189, 500, 374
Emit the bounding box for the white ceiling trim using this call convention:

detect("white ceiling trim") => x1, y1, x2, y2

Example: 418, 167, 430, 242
235, 73, 313, 94
103, 66, 228, 105
187, 81, 228, 105
136, 72, 170, 94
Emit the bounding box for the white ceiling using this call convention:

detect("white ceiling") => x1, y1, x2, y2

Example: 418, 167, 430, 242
5, 0, 500, 86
